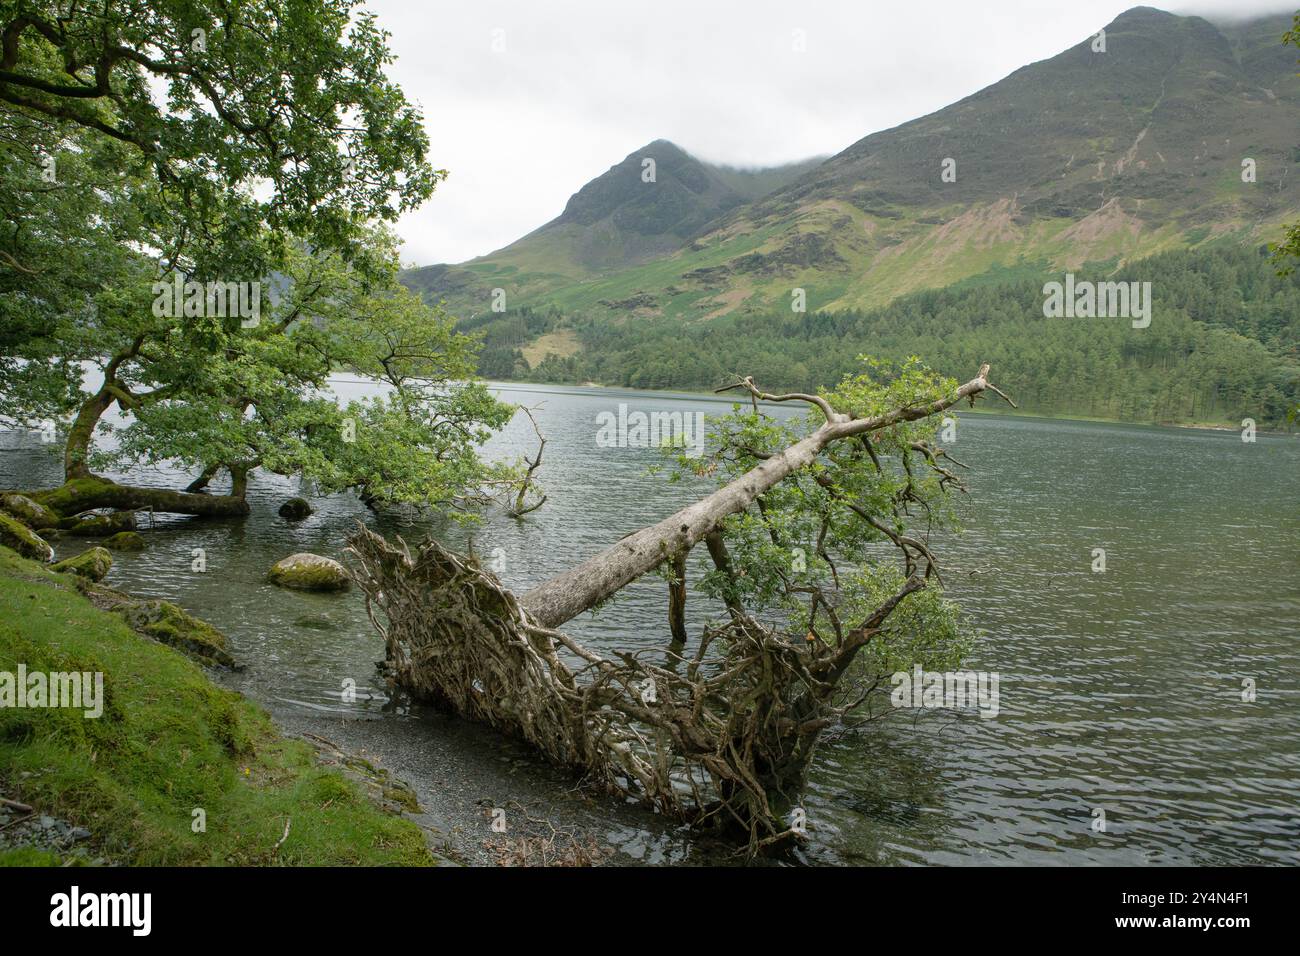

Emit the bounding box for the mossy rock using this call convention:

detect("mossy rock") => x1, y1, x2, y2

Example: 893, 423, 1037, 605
333, 752, 421, 815
64, 512, 136, 537
269, 553, 350, 592
0, 493, 59, 531
0, 512, 53, 562
382, 783, 422, 815
278, 497, 314, 520
114, 599, 237, 668
103, 531, 147, 552
52, 547, 113, 582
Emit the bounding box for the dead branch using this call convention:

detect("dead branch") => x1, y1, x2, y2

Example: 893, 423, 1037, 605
507, 405, 548, 518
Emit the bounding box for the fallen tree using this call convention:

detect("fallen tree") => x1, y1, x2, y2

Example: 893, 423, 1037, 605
30, 476, 251, 528
349, 360, 1012, 852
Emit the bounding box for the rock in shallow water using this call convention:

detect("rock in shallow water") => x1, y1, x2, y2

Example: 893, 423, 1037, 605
113, 598, 237, 668
278, 497, 314, 520
102, 531, 146, 552
269, 552, 350, 592
52, 547, 113, 582
293, 614, 340, 631
65, 512, 136, 536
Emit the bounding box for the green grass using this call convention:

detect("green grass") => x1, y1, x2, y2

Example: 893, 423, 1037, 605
0, 545, 438, 867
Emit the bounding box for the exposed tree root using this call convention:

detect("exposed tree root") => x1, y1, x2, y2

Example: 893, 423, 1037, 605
348, 527, 923, 852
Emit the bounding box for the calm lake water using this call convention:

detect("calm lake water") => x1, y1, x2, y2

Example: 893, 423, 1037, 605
2, 380, 1297, 865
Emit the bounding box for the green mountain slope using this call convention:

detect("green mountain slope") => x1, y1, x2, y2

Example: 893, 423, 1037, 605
405, 7, 1300, 324
507, 244, 1300, 427
402, 142, 826, 315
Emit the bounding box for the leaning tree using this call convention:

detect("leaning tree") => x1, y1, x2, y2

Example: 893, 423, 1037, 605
2, 232, 532, 531
0, 1, 536, 527
349, 359, 1013, 852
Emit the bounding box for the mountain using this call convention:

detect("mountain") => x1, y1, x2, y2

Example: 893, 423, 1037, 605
402, 142, 825, 314
681, 5, 1300, 313
404, 7, 1300, 327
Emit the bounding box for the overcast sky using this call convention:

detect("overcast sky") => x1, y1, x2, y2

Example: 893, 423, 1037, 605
368, 0, 1295, 267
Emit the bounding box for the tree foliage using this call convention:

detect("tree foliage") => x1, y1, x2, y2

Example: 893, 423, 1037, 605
0, 0, 438, 276
670, 358, 971, 703
98, 239, 520, 511
0, 1, 517, 519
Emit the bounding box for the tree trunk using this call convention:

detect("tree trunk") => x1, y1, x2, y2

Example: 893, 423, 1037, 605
64, 389, 114, 480
704, 530, 748, 621
229, 464, 251, 499
51, 378, 251, 518
519, 365, 992, 628
186, 464, 221, 493
666, 549, 688, 644
33, 477, 250, 518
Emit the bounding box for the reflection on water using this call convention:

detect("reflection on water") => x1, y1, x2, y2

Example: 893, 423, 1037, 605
2, 380, 1296, 864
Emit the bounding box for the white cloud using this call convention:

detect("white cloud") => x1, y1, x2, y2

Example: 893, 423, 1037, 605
367, 0, 1295, 266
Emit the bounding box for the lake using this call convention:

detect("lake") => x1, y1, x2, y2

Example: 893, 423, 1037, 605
2, 380, 1297, 864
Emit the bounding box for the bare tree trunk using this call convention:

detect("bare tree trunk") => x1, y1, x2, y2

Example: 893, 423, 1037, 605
520, 365, 993, 628
507, 406, 548, 518
666, 549, 688, 644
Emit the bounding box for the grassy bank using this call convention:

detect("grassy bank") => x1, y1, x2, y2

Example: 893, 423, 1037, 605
0, 544, 437, 866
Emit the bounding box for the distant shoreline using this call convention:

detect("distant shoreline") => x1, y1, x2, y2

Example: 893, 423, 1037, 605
482, 378, 1295, 437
